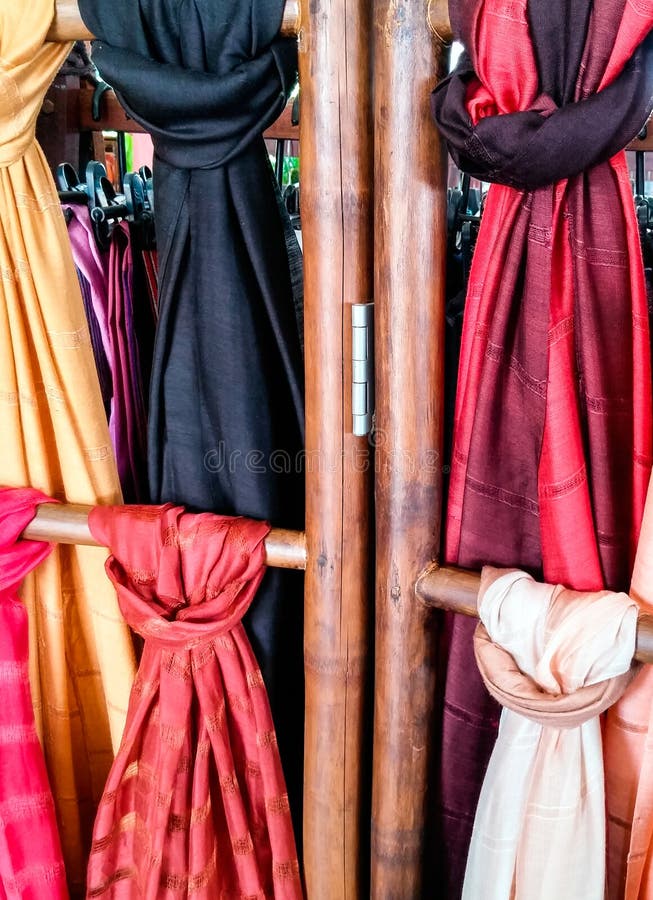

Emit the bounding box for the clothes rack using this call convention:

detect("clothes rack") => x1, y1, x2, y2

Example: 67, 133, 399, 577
22, 503, 307, 570
65, 86, 300, 142
416, 565, 653, 665
44, 3, 374, 897
34, 1, 652, 896
370, 3, 451, 895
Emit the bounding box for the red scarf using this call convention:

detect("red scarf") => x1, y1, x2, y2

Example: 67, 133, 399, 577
432, 1, 653, 893
0, 487, 68, 899
86, 504, 303, 899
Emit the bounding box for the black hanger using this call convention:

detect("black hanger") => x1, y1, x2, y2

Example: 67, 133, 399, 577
85, 161, 129, 249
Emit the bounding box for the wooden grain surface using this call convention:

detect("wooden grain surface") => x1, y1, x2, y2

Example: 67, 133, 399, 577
24, 504, 307, 570
66, 88, 299, 141
298, 0, 374, 895
371, 1, 451, 895
48, 0, 300, 40
417, 565, 653, 666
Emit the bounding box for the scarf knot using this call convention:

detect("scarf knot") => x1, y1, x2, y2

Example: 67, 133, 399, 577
89, 503, 271, 649
433, 31, 653, 190
80, 0, 297, 171
462, 567, 639, 900
474, 567, 638, 727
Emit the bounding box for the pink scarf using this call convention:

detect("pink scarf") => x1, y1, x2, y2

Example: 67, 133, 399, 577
465, 566, 637, 900
0, 487, 68, 899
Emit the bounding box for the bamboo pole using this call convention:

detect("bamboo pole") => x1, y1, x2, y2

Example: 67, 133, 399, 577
47, 0, 301, 42
371, 1, 451, 895
23, 503, 307, 570
416, 565, 653, 666
298, 0, 374, 895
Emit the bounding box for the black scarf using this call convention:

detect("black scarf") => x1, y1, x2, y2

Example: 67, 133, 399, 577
78, 0, 306, 835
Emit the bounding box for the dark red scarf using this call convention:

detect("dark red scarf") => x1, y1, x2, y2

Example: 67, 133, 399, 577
86, 505, 303, 899
432, 1, 653, 893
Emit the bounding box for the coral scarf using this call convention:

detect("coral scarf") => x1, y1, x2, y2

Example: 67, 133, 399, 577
0, 487, 68, 899
464, 567, 637, 900
432, 2, 653, 892
86, 505, 303, 899
606, 473, 653, 899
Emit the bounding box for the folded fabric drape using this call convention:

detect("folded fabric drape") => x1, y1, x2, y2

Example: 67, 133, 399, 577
64, 206, 113, 416
0, 488, 68, 899
606, 473, 653, 899
107, 222, 148, 502
86, 504, 303, 899
464, 567, 637, 900
0, 3, 136, 892
431, 3, 653, 892
65, 207, 153, 501
76, 0, 306, 826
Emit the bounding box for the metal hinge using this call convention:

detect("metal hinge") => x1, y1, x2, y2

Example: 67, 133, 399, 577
352, 302, 375, 437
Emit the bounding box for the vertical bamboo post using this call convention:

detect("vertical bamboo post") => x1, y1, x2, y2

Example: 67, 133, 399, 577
371, 1, 451, 895
298, 2, 374, 897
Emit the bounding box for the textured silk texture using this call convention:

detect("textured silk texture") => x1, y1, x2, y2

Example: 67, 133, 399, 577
86, 504, 303, 900
0, 2, 136, 893
76, 0, 306, 827
464, 567, 637, 900
605, 473, 653, 900
0, 488, 69, 899
431, 3, 653, 894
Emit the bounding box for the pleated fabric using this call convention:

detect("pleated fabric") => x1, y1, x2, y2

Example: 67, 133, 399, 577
0, 488, 68, 900
86, 504, 303, 899
64, 205, 113, 417
107, 223, 148, 502
431, 2, 653, 894
464, 567, 637, 900
77, 0, 306, 826
0, 2, 136, 891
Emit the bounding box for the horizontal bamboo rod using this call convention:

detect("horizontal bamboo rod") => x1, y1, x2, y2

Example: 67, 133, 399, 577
416, 565, 653, 666
23, 503, 307, 570
47, 0, 301, 42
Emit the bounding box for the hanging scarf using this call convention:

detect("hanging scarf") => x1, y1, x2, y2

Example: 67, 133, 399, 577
0, 487, 69, 899
431, 1, 653, 893
605, 471, 653, 899
107, 222, 148, 502
76, 0, 306, 827
465, 567, 637, 900
63, 205, 113, 417
0, 3, 136, 890
86, 504, 303, 899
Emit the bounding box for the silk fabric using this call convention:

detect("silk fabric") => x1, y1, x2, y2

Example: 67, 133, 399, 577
77, 0, 306, 826
0, 488, 69, 899
0, 3, 136, 891
465, 567, 637, 900
432, 1, 653, 893
86, 504, 303, 899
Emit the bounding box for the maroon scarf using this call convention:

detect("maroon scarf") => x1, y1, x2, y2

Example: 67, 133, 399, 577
432, 1, 653, 894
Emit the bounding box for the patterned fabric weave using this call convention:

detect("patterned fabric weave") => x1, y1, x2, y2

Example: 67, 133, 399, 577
0, 487, 68, 899
432, 1, 653, 894
0, 3, 136, 891
86, 504, 303, 899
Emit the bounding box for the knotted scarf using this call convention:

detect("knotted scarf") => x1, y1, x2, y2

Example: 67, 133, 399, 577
86, 504, 303, 899
77, 0, 306, 828
431, 2, 653, 892
464, 567, 637, 900
0, 487, 68, 899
